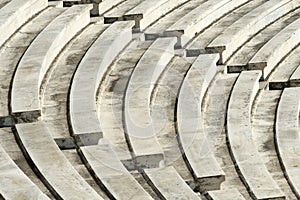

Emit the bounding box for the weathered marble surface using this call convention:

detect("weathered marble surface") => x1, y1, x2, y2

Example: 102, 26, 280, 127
252, 90, 297, 200
70, 21, 133, 146
207, 0, 295, 64
42, 20, 108, 143
97, 39, 152, 165
206, 189, 246, 200
0, 7, 64, 126
186, 0, 267, 57
276, 88, 300, 198
124, 37, 176, 168
15, 122, 104, 200
144, 0, 206, 40
80, 140, 153, 200
227, 7, 300, 74
248, 15, 300, 79
11, 5, 92, 121
227, 70, 285, 200
143, 166, 201, 199
177, 54, 225, 192
164, 0, 248, 48
0, 142, 49, 199
0, 0, 48, 47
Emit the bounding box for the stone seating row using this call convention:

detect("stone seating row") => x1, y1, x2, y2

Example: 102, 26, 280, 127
14, 122, 103, 199
226, 4, 300, 77
268, 28, 300, 89
39, 17, 109, 148
143, 166, 201, 199
206, 0, 298, 64
219, 5, 300, 81
143, 0, 205, 41
185, 0, 268, 57
269, 41, 300, 89
0, 0, 47, 48
206, 189, 246, 200
227, 70, 285, 200
7, 10, 148, 199
1, 1, 296, 199
124, 37, 176, 168
0, 141, 49, 199
104, 0, 188, 32
176, 53, 225, 192
72, 33, 201, 199
145, 0, 250, 49
248, 16, 300, 80
80, 141, 203, 199
79, 140, 153, 200
69, 20, 133, 146
96, 39, 154, 167
11, 5, 92, 123
61, 0, 124, 16
0, 6, 64, 126
70, 33, 227, 195
163, 0, 249, 48
275, 87, 300, 198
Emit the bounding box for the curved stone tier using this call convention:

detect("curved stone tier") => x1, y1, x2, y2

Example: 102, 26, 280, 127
0, 0, 47, 47
227, 70, 285, 200
176, 54, 225, 192
207, 0, 298, 64
276, 87, 300, 198
124, 37, 176, 168
0, 0, 299, 199
11, 5, 92, 122
14, 122, 104, 200
69, 21, 133, 146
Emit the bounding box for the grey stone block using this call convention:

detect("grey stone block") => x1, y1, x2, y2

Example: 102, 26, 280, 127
227, 70, 285, 200
177, 54, 225, 192
11, 5, 92, 121
15, 122, 103, 199
276, 87, 300, 198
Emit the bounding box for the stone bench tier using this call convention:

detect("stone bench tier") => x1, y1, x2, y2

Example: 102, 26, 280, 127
206, 189, 246, 200
104, 0, 142, 23
63, 0, 124, 16
69, 21, 133, 146
143, 166, 201, 199
0, 142, 49, 199
11, 5, 92, 123
104, 0, 188, 32
275, 87, 300, 198
0, 0, 47, 48
124, 37, 176, 168
0, 6, 64, 127
227, 70, 285, 200
163, 0, 249, 48
207, 0, 298, 64
248, 17, 300, 80
14, 122, 103, 200
185, 0, 267, 57
143, 0, 206, 41
95, 0, 125, 16
176, 54, 225, 192
79, 140, 153, 200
